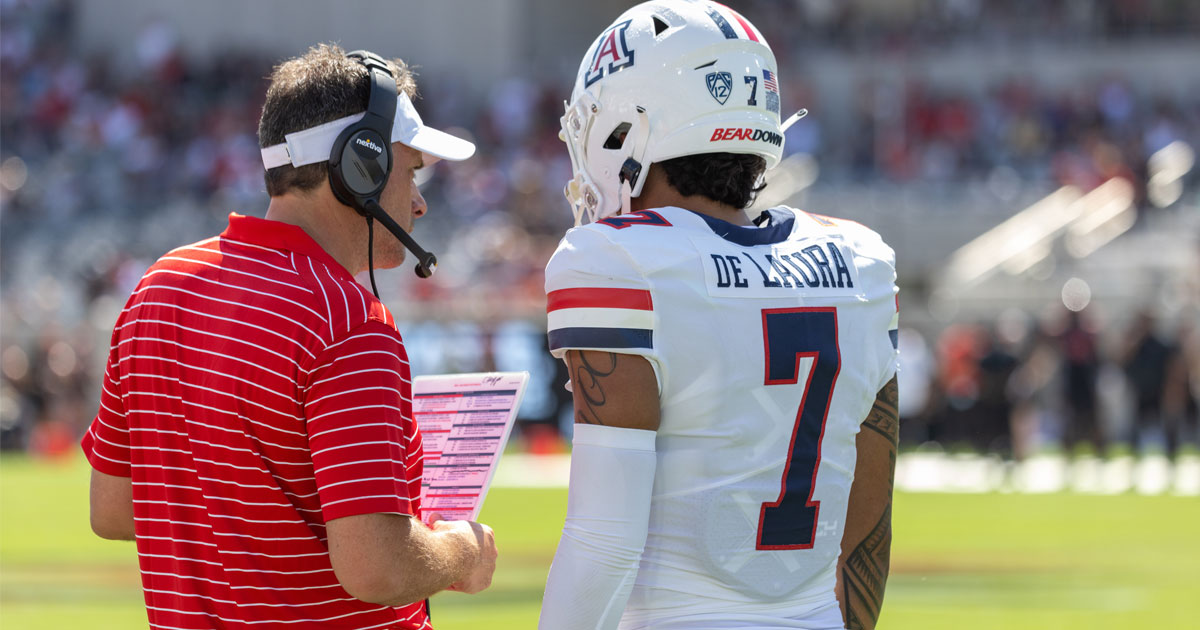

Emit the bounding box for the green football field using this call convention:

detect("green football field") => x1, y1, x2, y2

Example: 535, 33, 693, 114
2, 455, 1197, 629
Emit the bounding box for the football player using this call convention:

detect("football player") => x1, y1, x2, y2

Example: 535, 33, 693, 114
538, 1, 899, 629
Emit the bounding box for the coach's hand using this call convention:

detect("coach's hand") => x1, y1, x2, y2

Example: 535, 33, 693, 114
429, 513, 498, 594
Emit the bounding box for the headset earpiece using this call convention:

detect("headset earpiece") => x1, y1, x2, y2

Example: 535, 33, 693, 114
328, 51, 398, 214
326, 49, 438, 285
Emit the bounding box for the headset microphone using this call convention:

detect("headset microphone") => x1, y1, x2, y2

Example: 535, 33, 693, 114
362, 199, 438, 278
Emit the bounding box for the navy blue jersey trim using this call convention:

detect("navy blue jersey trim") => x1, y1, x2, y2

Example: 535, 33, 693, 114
696, 208, 796, 246
704, 6, 739, 39
549, 327, 653, 351
889, 329, 899, 349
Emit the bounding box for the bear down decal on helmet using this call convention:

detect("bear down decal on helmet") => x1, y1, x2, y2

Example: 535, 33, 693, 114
560, 0, 786, 226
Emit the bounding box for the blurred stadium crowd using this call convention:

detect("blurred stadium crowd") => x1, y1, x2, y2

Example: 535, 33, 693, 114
2, 0, 1198, 462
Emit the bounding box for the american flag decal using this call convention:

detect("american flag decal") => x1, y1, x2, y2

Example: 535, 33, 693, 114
763, 69, 780, 114
763, 69, 778, 93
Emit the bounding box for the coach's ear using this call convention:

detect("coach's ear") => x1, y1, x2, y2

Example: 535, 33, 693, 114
90, 469, 135, 541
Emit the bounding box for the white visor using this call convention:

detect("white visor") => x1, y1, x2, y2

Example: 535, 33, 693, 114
260, 91, 475, 169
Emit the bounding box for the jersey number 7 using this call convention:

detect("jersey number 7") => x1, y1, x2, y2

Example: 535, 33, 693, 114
757, 307, 840, 550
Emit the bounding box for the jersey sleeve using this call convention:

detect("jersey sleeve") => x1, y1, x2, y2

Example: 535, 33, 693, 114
853, 224, 900, 393
304, 319, 421, 523
81, 338, 132, 477
545, 227, 663, 374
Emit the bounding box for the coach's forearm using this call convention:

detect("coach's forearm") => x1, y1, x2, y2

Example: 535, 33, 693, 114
837, 376, 898, 630
328, 513, 485, 606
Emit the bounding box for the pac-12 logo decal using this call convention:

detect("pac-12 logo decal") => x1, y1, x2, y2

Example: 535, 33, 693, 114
584, 19, 635, 87
706, 71, 733, 105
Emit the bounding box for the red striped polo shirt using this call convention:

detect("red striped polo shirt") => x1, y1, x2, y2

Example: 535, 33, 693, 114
82, 213, 431, 630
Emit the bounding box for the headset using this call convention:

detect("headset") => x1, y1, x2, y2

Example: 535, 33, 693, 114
328, 50, 438, 294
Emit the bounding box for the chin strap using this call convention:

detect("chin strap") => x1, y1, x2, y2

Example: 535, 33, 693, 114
781, 108, 809, 133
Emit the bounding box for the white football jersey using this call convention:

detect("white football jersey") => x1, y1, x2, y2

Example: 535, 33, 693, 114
545, 205, 898, 629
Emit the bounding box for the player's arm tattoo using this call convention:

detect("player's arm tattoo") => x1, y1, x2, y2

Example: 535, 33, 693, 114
573, 352, 618, 425
860, 376, 899, 447
841, 376, 898, 630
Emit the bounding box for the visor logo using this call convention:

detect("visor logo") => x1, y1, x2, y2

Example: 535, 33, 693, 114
706, 72, 732, 105
356, 137, 383, 154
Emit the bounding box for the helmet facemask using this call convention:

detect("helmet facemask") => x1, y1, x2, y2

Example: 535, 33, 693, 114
560, 92, 652, 226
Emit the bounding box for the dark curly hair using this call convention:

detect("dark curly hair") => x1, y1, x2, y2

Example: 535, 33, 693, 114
258, 44, 417, 197
658, 152, 767, 209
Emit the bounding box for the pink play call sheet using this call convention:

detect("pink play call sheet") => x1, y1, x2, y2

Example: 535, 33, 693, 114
413, 371, 529, 522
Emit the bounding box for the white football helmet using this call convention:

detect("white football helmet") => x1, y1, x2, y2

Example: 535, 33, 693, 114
561, 0, 784, 225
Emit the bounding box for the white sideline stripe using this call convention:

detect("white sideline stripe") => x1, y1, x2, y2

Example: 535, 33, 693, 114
136, 283, 324, 342
488, 453, 1200, 496
547, 306, 655, 332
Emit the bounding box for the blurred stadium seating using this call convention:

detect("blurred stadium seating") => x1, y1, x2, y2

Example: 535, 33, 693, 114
1, 0, 1197, 488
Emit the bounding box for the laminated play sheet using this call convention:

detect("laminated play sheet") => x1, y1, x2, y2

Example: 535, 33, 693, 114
413, 371, 528, 522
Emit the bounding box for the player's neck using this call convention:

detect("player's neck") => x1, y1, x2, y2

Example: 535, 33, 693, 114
631, 165, 753, 226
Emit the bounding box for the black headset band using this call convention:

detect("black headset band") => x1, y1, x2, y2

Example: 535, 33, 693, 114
347, 50, 398, 134
329, 50, 397, 211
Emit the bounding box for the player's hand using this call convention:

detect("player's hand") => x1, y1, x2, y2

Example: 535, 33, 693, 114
428, 514, 498, 594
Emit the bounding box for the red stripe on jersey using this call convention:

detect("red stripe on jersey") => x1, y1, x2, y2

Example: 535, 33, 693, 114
82, 214, 428, 630
716, 3, 761, 42
547, 287, 653, 312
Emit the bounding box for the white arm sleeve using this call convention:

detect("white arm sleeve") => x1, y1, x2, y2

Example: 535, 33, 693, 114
538, 424, 657, 630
